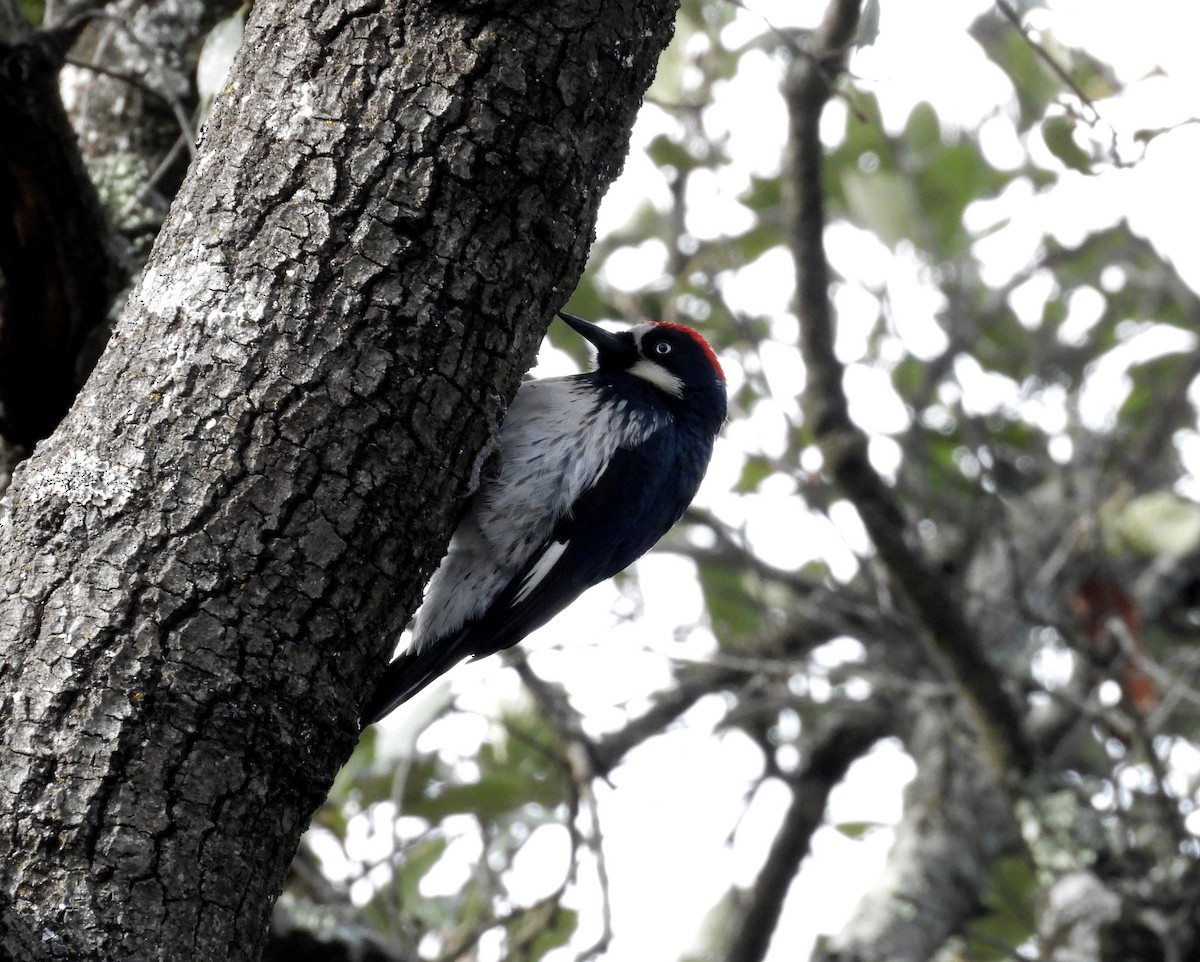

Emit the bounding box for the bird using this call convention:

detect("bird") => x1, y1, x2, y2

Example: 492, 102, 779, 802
360, 311, 727, 726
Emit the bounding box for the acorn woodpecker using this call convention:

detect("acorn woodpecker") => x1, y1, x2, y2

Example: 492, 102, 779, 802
361, 312, 726, 726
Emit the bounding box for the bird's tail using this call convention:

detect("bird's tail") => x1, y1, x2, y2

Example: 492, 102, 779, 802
359, 639, 468, 729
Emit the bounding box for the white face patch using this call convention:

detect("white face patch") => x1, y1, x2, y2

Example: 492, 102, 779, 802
628, 358, 684, 397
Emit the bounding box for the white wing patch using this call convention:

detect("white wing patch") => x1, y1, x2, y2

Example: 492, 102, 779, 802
514, 540, 568, 603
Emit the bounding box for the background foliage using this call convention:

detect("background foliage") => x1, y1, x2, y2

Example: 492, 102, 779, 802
283, 1, 1200, 959
290, 1, 1200, 960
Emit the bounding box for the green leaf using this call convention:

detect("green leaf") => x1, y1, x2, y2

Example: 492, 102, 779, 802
964, 854, 1038, 960
1113, 342, 1196, 430
915, 138, 1012, 257
891, 357, 930, 402
832, 820, 883, 840
404, 771, 532, 822
841, 168, 917, 249
18, 0, 43, 25
698, 562, 764, 641
1043, 115, 1093, 173
647, 133, 700, 174
971, 15, 1060, 131
727, 224, 785, 264
740, 174, 783, 214
1104, 491, 1200, 559
526, 907, 579, 962
396, 836, 450, 905
734, 455, 775, 494
904, 101, 942, 155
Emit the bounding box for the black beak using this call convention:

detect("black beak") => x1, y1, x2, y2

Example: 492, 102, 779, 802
558, 312, 625, 352
557, 312, 636, 366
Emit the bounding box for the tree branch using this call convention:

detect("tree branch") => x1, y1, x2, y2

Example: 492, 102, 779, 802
783, 0, 1031, 776
993, 0, 1100, 125
722, 701, 894, 962
589, 661, 744, 775
0, 3, 120, 469
814, 713, 1024, 962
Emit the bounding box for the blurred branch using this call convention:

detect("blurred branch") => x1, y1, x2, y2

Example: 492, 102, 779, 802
24, 0, 111, 49
77, 9, 198, 154
992, 0, 1132, 167
63, 51, 186, 116
783, 0, 1031, 776
814, 713, 1024, 962
510, 645, 741, 781
587, 592, 910, 777
676, 508, 919, 657
589, 661, 745, 775
680, 506, 828, 594
504, 653, 617, 960
722, 700, 894, 962
993, 0, 1101, 125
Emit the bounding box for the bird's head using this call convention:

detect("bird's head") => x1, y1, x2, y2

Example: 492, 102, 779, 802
558, 312, 726, 427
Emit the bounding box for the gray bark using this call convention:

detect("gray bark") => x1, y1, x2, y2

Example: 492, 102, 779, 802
0, 0, 677, 957
58, 0, 244, 256
57, 0, 238, 165
814, 715, 1022, 962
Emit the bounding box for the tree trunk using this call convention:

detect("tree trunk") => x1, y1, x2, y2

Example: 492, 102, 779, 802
0, 0, 676, 957
814, 715, 1022, 962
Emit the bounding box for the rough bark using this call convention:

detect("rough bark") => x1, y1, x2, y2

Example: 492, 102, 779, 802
0, 0, 677, 958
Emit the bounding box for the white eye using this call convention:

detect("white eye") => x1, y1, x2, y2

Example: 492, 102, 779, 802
655, 341, 672, 355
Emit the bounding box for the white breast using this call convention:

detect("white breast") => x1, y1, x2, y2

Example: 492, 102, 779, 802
411, 377, 664, 648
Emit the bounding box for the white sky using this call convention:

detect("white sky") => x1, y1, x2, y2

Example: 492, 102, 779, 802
363, 1, 1200, 959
